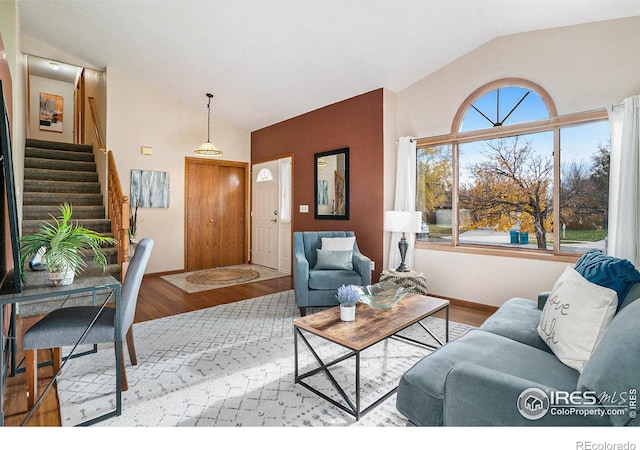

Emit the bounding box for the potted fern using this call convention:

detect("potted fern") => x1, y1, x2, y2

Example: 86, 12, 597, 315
19, 203, 117, 286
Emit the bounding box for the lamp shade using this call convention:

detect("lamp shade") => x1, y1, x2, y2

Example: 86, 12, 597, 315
194, 141, 223, 156
384, 210, 422, 233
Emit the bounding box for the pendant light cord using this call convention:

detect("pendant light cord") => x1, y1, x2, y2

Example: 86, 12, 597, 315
206, 93, 213, 143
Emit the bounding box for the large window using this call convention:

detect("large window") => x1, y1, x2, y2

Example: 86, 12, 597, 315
416, 79, 610, 257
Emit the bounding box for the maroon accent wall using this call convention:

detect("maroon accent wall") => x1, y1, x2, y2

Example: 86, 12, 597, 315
251, 89, 384, 280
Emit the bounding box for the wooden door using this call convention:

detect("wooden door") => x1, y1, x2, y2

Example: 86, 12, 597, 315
185, 157, 248, 271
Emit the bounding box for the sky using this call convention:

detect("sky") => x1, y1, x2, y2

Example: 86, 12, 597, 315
459, 87, 609, 183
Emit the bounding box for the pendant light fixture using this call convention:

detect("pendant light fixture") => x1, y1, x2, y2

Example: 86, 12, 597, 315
194, 92, 223, 156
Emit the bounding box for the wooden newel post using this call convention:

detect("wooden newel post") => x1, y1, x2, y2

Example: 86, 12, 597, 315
121, 196, 130, 282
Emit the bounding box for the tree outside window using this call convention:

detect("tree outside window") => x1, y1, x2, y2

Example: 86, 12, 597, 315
414, 81, 610, 255
459, 133, 553, 250
416, 144, 452, 242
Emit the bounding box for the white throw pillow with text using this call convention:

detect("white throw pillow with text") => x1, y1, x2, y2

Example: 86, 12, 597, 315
537, 266, 617, 372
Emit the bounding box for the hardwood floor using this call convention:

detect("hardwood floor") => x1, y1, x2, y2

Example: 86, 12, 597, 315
3, 274, 492, 426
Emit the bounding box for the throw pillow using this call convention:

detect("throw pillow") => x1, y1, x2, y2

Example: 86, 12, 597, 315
321, 236, 356, 251
574, 249, 640, 308
313, 249, 353, 270
537, 266, 618, 372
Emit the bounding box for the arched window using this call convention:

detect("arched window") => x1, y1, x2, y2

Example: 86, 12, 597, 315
256, 168, 273, 182
453, 78, 556, 132
416, 78, 610, 258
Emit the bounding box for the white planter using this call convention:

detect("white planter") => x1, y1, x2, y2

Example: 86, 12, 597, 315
48, 268, 75, 286
340, 305, 356, 322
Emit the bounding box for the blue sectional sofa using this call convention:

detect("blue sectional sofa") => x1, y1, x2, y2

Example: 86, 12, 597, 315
396, 251, 640, 426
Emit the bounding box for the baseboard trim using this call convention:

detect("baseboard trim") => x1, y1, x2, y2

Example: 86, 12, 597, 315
146, 269, 183, 277
428, 293, 499, 313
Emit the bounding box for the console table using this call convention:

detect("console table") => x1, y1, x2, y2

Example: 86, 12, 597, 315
379, 269, 428, 295
0, 270, 121, 426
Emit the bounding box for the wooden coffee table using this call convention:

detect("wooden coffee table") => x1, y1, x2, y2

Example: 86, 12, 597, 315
293, 294, 449, 420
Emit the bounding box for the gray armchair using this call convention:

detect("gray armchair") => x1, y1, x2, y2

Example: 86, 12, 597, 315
293, 231, 371, 316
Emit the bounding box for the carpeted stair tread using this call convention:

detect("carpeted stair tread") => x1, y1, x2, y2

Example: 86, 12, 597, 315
23, 192, 104, 206
24, 179, 101, 194
22, 205, 106, 220
25, 139, 93, 153
24, 157, 96, 172
25, 146, 95, 163
24, 167, 98, 182
79, 247, 119, 264
22, 218, 112, 234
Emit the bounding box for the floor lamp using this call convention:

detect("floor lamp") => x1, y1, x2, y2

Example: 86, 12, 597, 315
384, 210, 422, 272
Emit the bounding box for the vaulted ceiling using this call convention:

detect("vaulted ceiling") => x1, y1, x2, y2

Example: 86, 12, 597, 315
19, 0, 640, 131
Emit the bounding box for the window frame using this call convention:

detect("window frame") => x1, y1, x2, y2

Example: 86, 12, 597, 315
415, 78, 608, 263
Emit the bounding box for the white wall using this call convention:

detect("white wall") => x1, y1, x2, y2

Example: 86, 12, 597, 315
29, 75, 74, 143
106, 68, 251, 274
396, 16, 640, 306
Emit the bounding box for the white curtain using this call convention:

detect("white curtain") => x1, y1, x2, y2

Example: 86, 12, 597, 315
388, 137, 418, 270
607, 95, 640, 266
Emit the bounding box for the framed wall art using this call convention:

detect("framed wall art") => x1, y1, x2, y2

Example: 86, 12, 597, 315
39, 92, 63, 132
131, 169, 170, 208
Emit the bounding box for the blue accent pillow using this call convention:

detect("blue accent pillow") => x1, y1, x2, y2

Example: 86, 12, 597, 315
574, 249, 640, 308
313, 249, 353, 270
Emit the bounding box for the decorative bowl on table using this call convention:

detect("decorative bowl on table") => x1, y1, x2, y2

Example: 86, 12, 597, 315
357, 281, 413, 310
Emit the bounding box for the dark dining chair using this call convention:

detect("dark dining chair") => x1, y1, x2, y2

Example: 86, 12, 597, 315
22, 238, 153, 409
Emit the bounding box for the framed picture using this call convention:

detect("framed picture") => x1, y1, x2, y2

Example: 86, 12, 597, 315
131, 170, 170, 208
39, 93, 63, 132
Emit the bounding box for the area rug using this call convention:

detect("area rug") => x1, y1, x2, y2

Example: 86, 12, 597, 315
160, 264, 289, 293
57, 290, 473, 427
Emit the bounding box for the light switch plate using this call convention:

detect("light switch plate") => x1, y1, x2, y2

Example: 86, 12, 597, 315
141, 146, 153, 155
299, 204, 309, 213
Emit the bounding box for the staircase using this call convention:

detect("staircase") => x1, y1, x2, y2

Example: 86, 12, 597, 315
19, 139, 120, 316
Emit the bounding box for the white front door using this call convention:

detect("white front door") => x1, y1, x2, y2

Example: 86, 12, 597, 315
252, 160, 280, 269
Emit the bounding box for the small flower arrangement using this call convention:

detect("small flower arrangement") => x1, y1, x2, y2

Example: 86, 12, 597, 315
336, 284, 361, 307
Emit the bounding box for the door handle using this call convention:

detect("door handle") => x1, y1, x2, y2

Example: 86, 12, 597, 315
270, 218, 278, 223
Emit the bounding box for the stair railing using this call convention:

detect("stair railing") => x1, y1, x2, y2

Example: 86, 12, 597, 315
88, 96, 106, 153
107, 150, 130, 281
